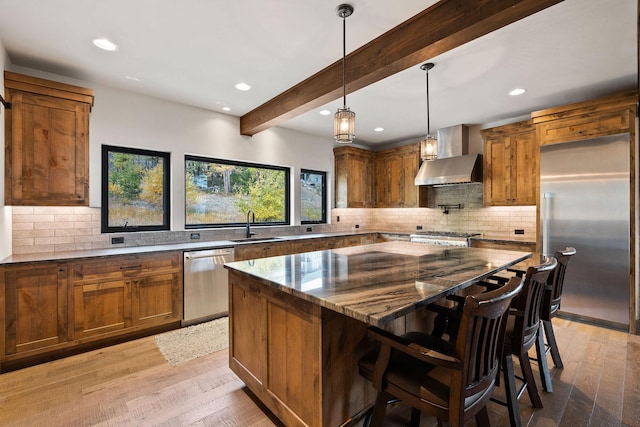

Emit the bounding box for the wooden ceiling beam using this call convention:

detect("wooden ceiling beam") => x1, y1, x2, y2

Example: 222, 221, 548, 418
240, 0, 564, 136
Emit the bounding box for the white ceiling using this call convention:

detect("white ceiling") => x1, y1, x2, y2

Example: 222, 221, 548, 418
0, 0, 636, 149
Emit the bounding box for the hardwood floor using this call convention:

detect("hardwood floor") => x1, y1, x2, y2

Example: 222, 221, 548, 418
0, 318, 638, 426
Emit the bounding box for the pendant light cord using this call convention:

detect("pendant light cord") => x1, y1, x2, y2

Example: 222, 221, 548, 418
426, 67, 430, 135
342, 16, 347, 109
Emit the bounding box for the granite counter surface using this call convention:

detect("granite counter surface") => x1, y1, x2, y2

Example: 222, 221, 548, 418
225, 241, 531, 326
0, 231, 382, 265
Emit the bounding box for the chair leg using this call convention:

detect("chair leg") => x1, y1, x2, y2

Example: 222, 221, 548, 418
410, 407, 421, 427
370, 392, 391, 427
503, 354, 522, 427
543, 319, 564, 368
535, 327, 553, 393
519, 350, 544, 408
475, 406, 491, 427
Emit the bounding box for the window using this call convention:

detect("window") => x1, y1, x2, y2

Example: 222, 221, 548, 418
300, 169, 326, 224
185, 155, 290, 228
101, 145, 170, 233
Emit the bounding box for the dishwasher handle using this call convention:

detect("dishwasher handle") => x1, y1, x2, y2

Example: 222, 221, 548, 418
184, 250, 234, 260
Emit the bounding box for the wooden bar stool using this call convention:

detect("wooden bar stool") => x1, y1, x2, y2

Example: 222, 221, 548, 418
535, 247, 576, 391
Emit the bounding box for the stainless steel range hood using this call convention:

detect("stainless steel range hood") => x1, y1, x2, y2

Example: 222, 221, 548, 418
414, 125, 483, 186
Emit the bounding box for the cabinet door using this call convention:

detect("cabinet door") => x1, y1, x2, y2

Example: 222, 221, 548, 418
374, 156, 389, 207
73, 279, 132, 339
334, 147, 375, 208
347, 153, 372, 208
133, 272, 182, 326
511, 131, 537, 205
400, 150, 420, 207
3, 263, 69, 355
484, 136, 511, 205
5, 90, 90, 206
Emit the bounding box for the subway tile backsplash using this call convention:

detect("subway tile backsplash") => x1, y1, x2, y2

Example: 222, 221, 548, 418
11, 191, 535, 254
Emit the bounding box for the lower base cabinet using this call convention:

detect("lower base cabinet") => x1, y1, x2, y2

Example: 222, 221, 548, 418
1, 262, 70, 358
229, 270, 376, 427
1, 252, 182, 371
71, 252, 182, 342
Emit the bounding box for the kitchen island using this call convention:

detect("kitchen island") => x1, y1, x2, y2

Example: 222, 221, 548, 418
225, 241, 531, 427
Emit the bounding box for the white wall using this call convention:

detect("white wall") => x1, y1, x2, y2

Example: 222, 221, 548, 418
0, 38, 12, 260
8, 65, 335, 232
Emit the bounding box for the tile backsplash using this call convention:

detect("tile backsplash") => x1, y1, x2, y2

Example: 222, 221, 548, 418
11, 185, 536, 255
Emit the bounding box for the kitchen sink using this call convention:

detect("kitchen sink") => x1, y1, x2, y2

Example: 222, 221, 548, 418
229, 237, 286, 243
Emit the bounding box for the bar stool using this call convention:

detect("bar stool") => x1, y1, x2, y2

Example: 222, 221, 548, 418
491, 257, 557, 427
536, 247, 576, 391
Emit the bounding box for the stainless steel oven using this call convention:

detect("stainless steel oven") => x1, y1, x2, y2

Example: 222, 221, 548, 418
409, 231, 480, 247
183, 247, 234, 326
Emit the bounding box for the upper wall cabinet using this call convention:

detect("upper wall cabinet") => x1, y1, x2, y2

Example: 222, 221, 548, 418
4, 71, 94, 206
481, 120, 537, 206
531, 89, 637, 146
375, 143, 427, 208
334, 146, 375, 208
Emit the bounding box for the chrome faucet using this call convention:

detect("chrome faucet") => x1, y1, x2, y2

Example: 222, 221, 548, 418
246, 209, 256, 238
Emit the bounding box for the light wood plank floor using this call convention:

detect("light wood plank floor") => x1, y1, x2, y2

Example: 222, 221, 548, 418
0, 318, 639, 426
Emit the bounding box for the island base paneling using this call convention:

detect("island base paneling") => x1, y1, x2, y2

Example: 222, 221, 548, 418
229, 270, 377, 427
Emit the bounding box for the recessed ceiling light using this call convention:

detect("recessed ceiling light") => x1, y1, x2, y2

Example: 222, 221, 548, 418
319, 110, 331, 116
374, 127, 384, 132
92, 38, 118, 51
235, 82, 251, 91
125, 75, 140, 81
509, 88, 526, 96
222, 106, 231, 111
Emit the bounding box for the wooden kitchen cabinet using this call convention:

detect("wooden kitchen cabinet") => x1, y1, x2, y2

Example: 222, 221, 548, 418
375, 143, 426, 208
70, 252, 182, 341
481, 120, 537, 206
1, 262, 70, 358
532, 89, 637, 146
4, 71, 94, 206
334, 146, 375, 208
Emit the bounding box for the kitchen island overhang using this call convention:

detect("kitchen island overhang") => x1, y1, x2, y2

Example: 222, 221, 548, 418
225, 241, 531, 427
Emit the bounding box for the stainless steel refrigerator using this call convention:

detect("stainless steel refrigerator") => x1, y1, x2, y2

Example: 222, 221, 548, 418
540, 133, 630, 328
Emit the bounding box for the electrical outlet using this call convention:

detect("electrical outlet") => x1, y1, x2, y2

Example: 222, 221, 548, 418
514, 229, 525, 235
111, 237, 124, 244
416, 225, 423, 230
337, 216, 340, 222
190, 233, 201, 240
355, 224, 360, 229
306, 227, 313, 232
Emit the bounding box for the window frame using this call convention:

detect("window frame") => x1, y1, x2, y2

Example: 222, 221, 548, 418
184, 155, 291, 229
101, 145, 171, 233
300, 169, 327, 224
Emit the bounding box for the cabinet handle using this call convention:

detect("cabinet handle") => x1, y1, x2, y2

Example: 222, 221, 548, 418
120, 264, 142, 270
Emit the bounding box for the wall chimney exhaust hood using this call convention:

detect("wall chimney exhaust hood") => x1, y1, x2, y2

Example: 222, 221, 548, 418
414, 125, 483, 186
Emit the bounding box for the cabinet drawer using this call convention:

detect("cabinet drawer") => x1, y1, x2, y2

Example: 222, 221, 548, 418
72, 252, 180, 282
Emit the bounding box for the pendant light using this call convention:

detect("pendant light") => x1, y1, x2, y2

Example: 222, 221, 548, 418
334, 4, 355, 144
420, 62, 437, 161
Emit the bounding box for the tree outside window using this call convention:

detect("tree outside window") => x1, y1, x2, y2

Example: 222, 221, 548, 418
300, 169, 326, 224
101, 145, 170, 233
185, 155, 290, 228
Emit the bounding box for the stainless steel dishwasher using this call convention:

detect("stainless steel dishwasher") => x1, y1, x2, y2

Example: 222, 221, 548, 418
183, 247, 234, 326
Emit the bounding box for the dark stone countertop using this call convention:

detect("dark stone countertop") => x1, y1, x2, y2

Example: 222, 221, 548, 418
225, 241, 531, 327
0, 231, 380, 266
